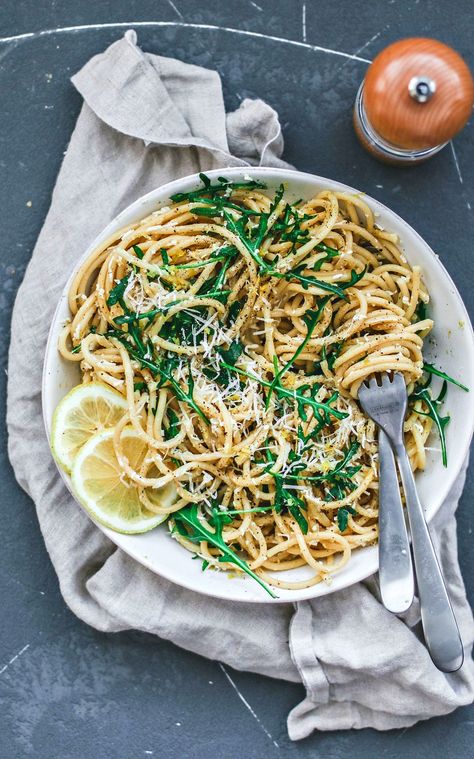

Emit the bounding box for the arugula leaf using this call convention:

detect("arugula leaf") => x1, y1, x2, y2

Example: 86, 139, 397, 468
296, 391, 339, 444
423, 362, 469, 392
191, 199, 263, 220
161, 309, 199, 346
227, 299, 245, 325
275, 299, 328, 380
272, 442, 361, 485
212, 255, 235, 292
337, 506, 357, 532
324, 342, 343, 371
282, 488, 309, 533
220, 360, 347, 422
211, 506, 274, 517
112, 335, 211, 425
276, 268, 346, 298
272, 206, 341, 261
171, 253, 230, 269
414, 300, 427, 321
264, 446, 309, 533
311, 245, 340, 271
195, 248, 237, 303
163, 408, 180, 440
211, 185, 285, 272
263, 439, 359, 523
172, 518, 189, 539
115, 290, 231, 328
217, 340, 244, 365
171, 245, 237, 271
106, 275, 130, 307
158, 355, 211, 426
223, 360, 346, 423
203, 341, 244, 387
222, 209, 269, 270
158, 296, 229, 345
170, 173, 267, 203
271, 266, 365, 301
272, 204, 321, 250
208, 505, 234, 528
313, 341, 343, 376
128, 323, 146, 356
172, 504, 276, 598
266, 298, 329, 408
411, 380, 450, 466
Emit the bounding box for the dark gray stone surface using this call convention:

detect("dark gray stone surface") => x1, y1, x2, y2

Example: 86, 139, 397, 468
0, 1, 472, 756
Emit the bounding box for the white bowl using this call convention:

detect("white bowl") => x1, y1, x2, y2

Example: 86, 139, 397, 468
42, 167, 474, 603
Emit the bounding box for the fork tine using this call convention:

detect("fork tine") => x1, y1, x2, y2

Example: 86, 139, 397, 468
392, 372, 406, 389
358, 381, 368, 398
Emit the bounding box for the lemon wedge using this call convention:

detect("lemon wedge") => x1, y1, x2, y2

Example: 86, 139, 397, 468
71, 427, 177, 533
51, 382, 128, 473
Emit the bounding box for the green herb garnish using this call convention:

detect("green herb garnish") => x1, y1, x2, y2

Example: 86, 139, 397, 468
273, 266, 366, 301
217, 340, 244, 365
106, 275, 130, 307
170, 173, 267, 203
411, 379, 450, 466
172, 504, 276, 597
163, 408, 180, 440
264, 445, 309, 533
274, 441, 361, 484
423, 362, 469, 392
266, 298, 329, 408
337, 506, 357, 532
112, 335, 210, 426
227, 299, 245, 325
220, 359, 347, 423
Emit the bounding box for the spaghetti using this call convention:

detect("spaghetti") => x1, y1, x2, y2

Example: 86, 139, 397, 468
58, 174, 439, 595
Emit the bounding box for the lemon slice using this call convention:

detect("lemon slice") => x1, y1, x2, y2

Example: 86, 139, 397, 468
71, 427, 177, 533
51, 382, 128, 473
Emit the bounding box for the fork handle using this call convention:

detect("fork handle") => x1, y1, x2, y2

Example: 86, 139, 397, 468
395, 444, 464, 672
378, 429, 414, 613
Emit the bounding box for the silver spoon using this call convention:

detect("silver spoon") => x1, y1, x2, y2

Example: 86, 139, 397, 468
358, 372, 463, 672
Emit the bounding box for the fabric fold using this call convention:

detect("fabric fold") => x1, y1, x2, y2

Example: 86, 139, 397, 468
7, 29, 297, 682
7, 31, 474, 740
73, 29, 229, 153
287, 463, 474, 739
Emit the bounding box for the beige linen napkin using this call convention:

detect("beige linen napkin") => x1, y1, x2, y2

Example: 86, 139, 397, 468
7, 31, 474, 739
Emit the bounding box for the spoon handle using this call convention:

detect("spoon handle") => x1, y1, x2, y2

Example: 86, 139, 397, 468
395, 444, 464, 672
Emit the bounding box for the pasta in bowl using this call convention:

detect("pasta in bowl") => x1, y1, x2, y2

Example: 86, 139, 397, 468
43, 168, 474, 602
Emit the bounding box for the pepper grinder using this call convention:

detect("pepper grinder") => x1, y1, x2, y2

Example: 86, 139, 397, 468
354, 37, 474, 165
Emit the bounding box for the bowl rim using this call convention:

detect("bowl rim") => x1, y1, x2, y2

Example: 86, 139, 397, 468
42, 166, 474, 603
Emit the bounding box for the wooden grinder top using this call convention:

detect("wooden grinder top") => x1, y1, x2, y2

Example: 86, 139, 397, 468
363, 38, 474, 150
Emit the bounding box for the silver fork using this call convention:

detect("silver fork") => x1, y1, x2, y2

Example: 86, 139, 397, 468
358, 372, 464, 672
